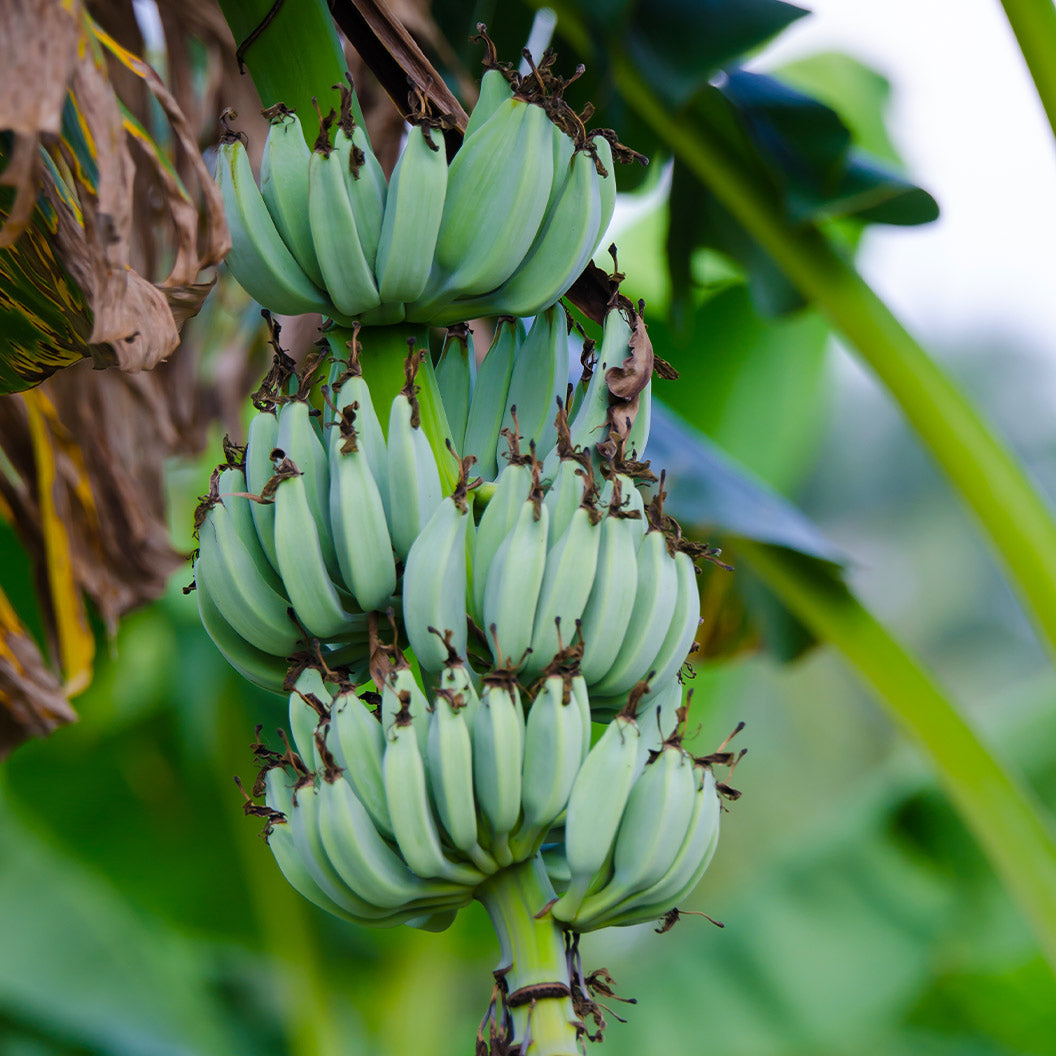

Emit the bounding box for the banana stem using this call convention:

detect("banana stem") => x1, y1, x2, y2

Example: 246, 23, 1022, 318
475, 857, 581, 1056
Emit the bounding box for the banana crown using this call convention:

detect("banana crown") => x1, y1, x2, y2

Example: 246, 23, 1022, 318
216, 31, 646, 330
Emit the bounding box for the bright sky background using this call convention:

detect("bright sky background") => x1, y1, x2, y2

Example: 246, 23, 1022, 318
753, 0, 1056, 361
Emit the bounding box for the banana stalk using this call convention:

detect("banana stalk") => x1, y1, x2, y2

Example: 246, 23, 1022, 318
475, 857, 582, 1056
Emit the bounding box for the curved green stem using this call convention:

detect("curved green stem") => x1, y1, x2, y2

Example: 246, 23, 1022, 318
740, 539, 1056, 977
216, 0, 359, 143
475, 857, 581, 1056
1000, 0, 1056, 145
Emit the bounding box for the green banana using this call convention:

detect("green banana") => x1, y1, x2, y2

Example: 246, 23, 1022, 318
434, 326, 474, 454
636, 550, 700, 708
264, 769, 373, 924
427, 688, 496, 873
430, 98, 556, 301
482, 495, 550, 668
336, 115, 387, 268
328, 396, 397, 612
550, 711, 641, 922
593, 134, 617, 260
511, 674, 586, 859
471, 674, 526, 866
244, 410, 280, 571
385, 391, 443, 559
215, 135, 332, 317
327, 355, 388, 498
463, 67, 513, 141
307, 136, 381, 319
471, 460, 532, 622
462, 317, 521, 480
589, 528, 680, 699
288, 666, 329, 763
272, 458, 356, 639
574, 741, 697, 922
578, 500, 641, 686
380, 662, 431, 756
542, 457, 586, 547
277, 399, 341, 582
329, 688, 394, 838
259, 108, 326, 288
383, 708, 483, 885
196, 496, 301, 657
375, 123, 448, 303
584, 767, 721, 931
317, 773, 468, 909
497, 306, 568, 460
194, 559, 289, 693
402, 494, 470, 673
486, 145, 602, 319
522, 504, 602, 681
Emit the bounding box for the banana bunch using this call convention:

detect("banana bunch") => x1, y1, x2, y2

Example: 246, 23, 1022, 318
217, 38, 631, 330
545, 679, 723, 932
192, 346, 443, 692
253, 665, 724, 935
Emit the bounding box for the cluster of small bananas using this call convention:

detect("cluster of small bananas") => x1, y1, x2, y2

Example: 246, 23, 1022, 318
217, 44, 630, 331
193, 302, 698, 717
251, 659, 725, 934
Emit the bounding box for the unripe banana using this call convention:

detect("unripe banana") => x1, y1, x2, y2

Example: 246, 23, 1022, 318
634, 676, 685, 774
497, 307, 568, 460
326, 354, 388, 498
522, 504, 602, 681
215, 135, 331, 317
472, 674, 526, 866
636, 550, 700, 706
288, 666, 330, 763
336, 117, 387, 268
260, 108, 326, 288
439, 656, 482, 729
196, 492, 301, 657
463, 67, 513, 141
380, 662, 431, 756
383, 708, 483, 885
511, 674, 586, 859
264, 769, 370, 924
542, 457, 586, 547
551, 712, 641, 922
386, 392, 443, 559
574, 742, 697, 922
427, 688, 496, 873
245, 410, 281, 571
589, 529, 679, 698
329, 688, 394, 838
317, 773, 468, 909
471, 460, 532, 620
272, 458, 356, 639
462, 317, 521, 480
194, 558, 289, 693
402, 494, 470, 673
482, 495, 549, 668
307, 138, 381, 319
626, 377, 652, 460
586, 767, 721, 931
593, 134, 617, 257
434, 326, 474, 454
277, 400, 341, 582
430, 98, 555, 300
328, 399, 397, 612
577, 501, 641, 687
375, 123, 448, 303
487, 145, 603, 319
